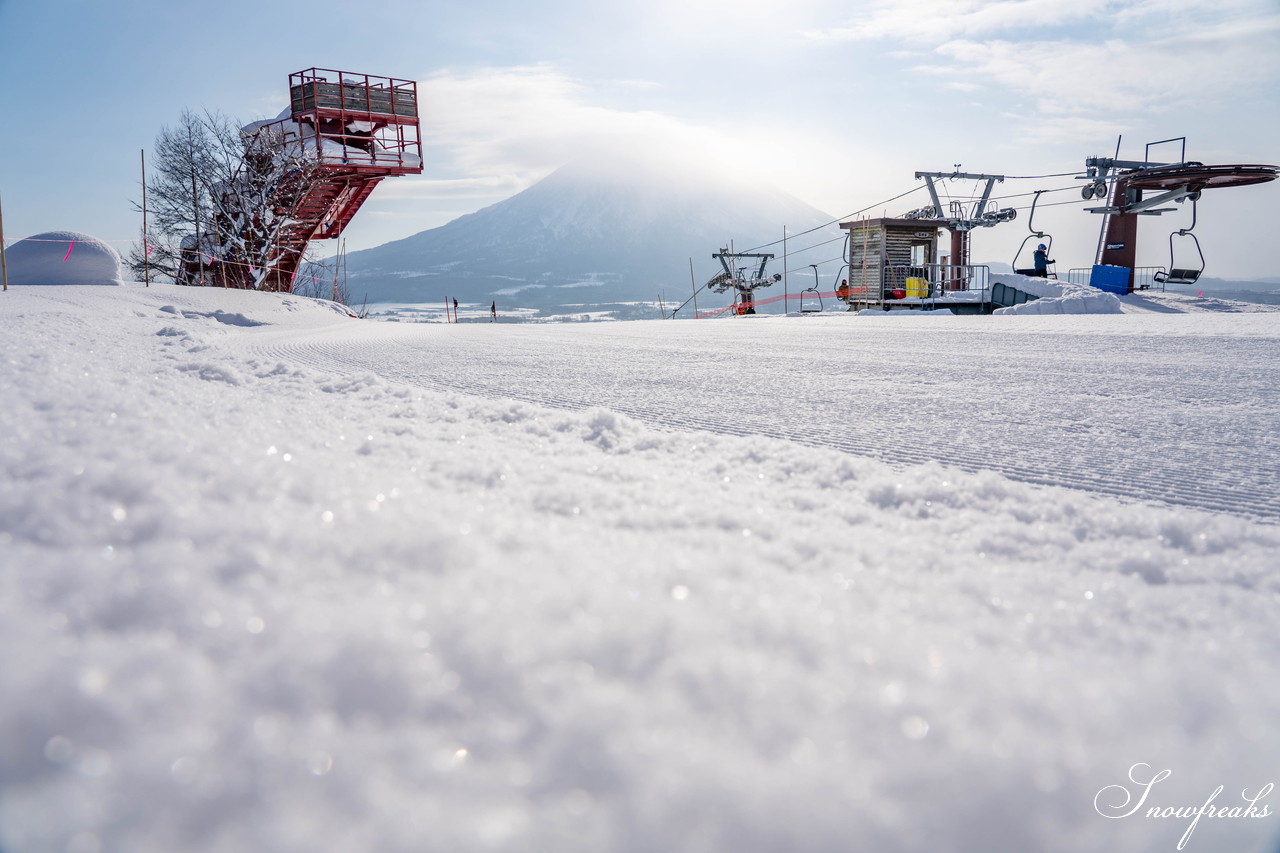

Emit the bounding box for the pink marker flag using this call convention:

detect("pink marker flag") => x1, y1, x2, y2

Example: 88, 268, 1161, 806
62, 241, 75, 262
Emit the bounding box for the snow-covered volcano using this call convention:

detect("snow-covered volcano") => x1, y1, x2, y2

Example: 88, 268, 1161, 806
340, 152, 839, 308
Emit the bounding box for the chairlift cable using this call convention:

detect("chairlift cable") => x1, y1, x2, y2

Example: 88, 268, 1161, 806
766, 234, 852, 267
1003, 170, 1088, 179
740, 185, 928, 253
723, 172, 1086, 298
767, 192, 1084, 268
988, 184, 1081, 202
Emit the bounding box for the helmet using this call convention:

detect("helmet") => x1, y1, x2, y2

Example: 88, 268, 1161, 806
1037, 243, 1047, 250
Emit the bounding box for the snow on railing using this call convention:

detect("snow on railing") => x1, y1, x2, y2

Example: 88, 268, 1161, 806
240, 116, 420, 172
1067, 267, 1167, 291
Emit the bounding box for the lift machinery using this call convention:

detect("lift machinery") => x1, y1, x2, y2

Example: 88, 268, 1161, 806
1083, 137, 1275, 292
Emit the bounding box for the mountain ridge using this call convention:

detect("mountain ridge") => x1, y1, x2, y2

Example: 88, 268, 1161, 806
339, 155, 841, 310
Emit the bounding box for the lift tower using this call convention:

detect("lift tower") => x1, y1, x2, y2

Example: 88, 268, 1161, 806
707, 250, 780, 315
1083, 138, 1275, 292
915, 170, 1017, 268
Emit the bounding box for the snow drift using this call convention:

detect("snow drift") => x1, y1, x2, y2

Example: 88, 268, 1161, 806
5, 230, 122, 286
992, 274, 1124, 315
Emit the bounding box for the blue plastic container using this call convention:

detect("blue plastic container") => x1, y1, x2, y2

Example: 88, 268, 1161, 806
1090, 264, 1131, 295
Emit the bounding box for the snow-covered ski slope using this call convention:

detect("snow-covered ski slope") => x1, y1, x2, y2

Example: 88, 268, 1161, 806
3, 283, 1279, 853
247, 308, 1280, 521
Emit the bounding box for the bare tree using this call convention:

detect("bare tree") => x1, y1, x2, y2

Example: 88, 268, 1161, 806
129, 110, 220, 282
131, 110, 325, 290
209, 119, 324, 290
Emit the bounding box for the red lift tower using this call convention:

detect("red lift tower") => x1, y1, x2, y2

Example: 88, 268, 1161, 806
182, 68, 423, 292
1083, 138, 1275, 292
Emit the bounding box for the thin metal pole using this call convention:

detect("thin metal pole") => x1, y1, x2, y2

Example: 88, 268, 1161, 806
0, 190, 8, 291
0, 188, 8, 290
193, 168, 204, 285
782, 226, 788, 316
332, 243, 341, 302
688, 258, 698, 318
141, 149, 150, 286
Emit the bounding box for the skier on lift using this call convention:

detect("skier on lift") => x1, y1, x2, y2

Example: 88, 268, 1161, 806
1033, 243, 1054, 277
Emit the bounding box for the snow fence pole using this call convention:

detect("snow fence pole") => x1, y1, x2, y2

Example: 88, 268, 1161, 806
0, 189, 8, 292
689, 258, 698, 318
783, 225, 788, 316
141, 149, 150, 287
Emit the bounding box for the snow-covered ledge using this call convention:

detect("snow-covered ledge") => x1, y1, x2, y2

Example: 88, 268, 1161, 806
992, 273, 1124, 315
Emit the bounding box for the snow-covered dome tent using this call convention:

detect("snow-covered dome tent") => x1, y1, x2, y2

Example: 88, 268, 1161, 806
6, 230, 123, 286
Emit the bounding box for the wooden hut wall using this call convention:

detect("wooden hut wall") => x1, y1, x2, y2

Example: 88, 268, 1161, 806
883, 224, 938, 270
845, 225, 883, 296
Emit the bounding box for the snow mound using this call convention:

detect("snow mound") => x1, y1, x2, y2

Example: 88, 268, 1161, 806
5, 231, 122, 286
1118, 290, 1280, 314
992, 274, 1123, 315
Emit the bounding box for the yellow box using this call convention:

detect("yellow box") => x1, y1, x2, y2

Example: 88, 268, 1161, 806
905, 277, 928, 298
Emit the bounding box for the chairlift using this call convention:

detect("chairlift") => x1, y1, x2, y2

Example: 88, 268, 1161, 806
799, 286, 824, 314
1012, 190, 1056, 278
708, 250, 778, 315
799, 264, 824, 313
1152, 196, 1205, 286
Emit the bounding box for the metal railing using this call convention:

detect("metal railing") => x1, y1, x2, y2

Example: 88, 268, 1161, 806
288, 68, 419, 119
1067, 266, 1167, 291
882, 264, 991, 302
243, 115, 421, 174
931, 263, 990, 297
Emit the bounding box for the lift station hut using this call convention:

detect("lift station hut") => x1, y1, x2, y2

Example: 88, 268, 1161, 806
838, 216, 947, 309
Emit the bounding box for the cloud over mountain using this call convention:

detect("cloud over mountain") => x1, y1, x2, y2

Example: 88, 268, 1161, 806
340, 148, 840, 309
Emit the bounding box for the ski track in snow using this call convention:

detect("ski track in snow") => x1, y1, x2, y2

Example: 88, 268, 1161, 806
6, 286, 1280, 853
238, 316, 1280, 522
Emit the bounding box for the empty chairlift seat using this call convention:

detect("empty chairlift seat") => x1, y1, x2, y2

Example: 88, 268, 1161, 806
1153, 268, 1202, 285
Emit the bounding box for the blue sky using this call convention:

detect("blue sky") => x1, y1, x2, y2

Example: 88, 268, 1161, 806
1, 0, 1277, 278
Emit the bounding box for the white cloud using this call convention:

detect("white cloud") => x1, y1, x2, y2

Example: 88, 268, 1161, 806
420, 65, 705, 182
414, 65, 884, 215
855, 1, 1280, 147
375, 176, 528, 200
926, 20, 1279, 133
803, 0, 1278, 45
801, 0, 1113, 43
607, 79, 665, 91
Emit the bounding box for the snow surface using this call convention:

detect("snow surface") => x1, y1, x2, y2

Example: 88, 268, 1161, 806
4, 231, 122, 286
2, 283, 1279, 853
991, 274, 1124, 315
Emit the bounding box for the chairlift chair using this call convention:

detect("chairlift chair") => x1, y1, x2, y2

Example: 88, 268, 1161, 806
1012, 190, 1057, 279
799, 286, 824, 313
799, 264, 824, 313
1152, 196, 1205, 287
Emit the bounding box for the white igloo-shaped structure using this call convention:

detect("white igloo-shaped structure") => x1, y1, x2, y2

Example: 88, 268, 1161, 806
6, 231, 123, 286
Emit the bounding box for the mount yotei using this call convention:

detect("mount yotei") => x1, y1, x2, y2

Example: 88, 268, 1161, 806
338, 153, 840, 311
